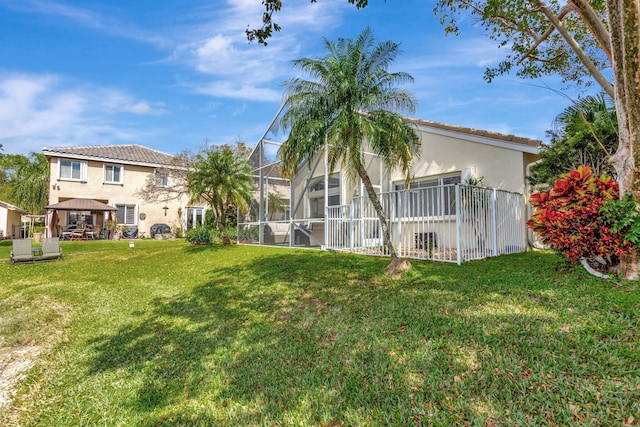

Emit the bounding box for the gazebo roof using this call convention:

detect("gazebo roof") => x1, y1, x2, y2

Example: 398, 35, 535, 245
45, 198, 117, 211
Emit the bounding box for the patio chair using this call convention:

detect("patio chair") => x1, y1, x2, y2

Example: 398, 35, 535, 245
86, 225, 101, 240
10, 238, 34, 263
39, 237, 63, 261
70, 224, 86, 241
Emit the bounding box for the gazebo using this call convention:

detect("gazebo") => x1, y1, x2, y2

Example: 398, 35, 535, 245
44, 198, 117, 238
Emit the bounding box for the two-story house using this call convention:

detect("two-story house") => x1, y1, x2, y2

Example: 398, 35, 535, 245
43, 144, 204, 238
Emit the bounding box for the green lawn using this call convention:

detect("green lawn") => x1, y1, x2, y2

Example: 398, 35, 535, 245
0, 239, 638, 426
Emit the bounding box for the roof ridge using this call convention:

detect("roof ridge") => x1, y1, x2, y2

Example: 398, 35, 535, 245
42, 144, 179, 166
405, 117, 542, 147
44, 143, 174, 156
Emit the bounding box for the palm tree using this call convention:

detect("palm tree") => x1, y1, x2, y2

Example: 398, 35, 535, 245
187, 145, 254, 245
278, 27, 421, 275
529, 93, 618, 188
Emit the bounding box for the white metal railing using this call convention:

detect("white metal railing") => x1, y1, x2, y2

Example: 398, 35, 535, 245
239, 184, 527, 264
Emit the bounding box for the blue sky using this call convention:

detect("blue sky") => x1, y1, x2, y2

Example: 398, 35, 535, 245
0, 0, 596, 156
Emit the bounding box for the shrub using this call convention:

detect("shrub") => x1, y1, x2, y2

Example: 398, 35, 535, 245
527, 166, 632, 263
600, 192, 640, 246
185, 226, 213, 245
204, 210, 216, 229
208, 227, 237, 245
226, 227, 238, 241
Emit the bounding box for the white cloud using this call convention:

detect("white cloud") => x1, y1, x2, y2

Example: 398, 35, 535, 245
0, 0, 168, 47
165, 0, 351, 104
194, 81, 281, 103
399, 36, 507, 73
118, 101, 167, 115
0, 72, 166, 154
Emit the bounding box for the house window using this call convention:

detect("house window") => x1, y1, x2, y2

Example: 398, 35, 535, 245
116, 204, 136, 225
68, 211, 93, 226
310, 194, 340, 218
309, 177, 340, 192
395, 174, 461, 217
104, 164, 123, 184
59, 159, 87, 181
155, 171, 169, 187
308, 174, 341, 218
186, 207, 204, 230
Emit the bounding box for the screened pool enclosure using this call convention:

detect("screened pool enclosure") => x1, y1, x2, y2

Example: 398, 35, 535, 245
238, 108, 529, 264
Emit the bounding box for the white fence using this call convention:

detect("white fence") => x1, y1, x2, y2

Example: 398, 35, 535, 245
325, 185, 526, 264
238, 185, 527, 264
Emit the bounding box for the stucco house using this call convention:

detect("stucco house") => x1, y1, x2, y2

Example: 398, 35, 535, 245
42, 144, 204, 239
0, 200, 27, 239
239, 112, 542, 263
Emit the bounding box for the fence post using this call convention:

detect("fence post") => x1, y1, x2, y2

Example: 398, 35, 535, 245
396, 192, 402, 257
492, 188, 498, 256
349, 203, 354, 252
455, 185, 462, 265
323, 206, 328, 250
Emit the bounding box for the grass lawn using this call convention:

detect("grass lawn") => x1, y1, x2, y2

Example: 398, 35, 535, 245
0, 239, 638, 426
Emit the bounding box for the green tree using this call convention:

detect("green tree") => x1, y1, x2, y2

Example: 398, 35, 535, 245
529, 93, 618, 188
278, 27, 421, 275
251, 0, 640, 279
187, 145, 254, 245
0, 153, 49, 214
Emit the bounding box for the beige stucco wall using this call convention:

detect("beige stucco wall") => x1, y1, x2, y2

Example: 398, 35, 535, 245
388, 130, 535, 194
48, 157, 193, 237
0, 207, 24, 238
289, 128, 539, 220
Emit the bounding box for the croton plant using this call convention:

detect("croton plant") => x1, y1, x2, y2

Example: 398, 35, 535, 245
527, 166, 633, 265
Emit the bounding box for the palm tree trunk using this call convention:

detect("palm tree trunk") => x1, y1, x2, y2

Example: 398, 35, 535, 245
356, 164, 411, 276
356, 164, 397, 259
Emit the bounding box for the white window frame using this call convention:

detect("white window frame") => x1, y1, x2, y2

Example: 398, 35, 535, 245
155, 170, 169, 188
104, 164, 124, 184
308, 174, 341, 219
58, 159, 87, 182
115, 204, 137, 226
394, 173, 462, 219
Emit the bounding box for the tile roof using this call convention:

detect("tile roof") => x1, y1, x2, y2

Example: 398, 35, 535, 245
405, 118, 542, 149
42, 144, 179, 167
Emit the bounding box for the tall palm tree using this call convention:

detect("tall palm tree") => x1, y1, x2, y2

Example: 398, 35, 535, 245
279, 27, 421, 274
188, 145, 254, 245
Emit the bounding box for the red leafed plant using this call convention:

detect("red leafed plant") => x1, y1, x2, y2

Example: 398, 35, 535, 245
527, 165, 632, 264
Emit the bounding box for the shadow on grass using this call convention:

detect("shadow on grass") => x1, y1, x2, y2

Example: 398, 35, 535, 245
87, 249, 639, 425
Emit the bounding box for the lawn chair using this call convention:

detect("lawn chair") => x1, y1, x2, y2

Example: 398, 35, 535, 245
10, 238, 34, 263
70, 224, 86, 241
86, 225, 101, 240
40, 237, 63, 261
